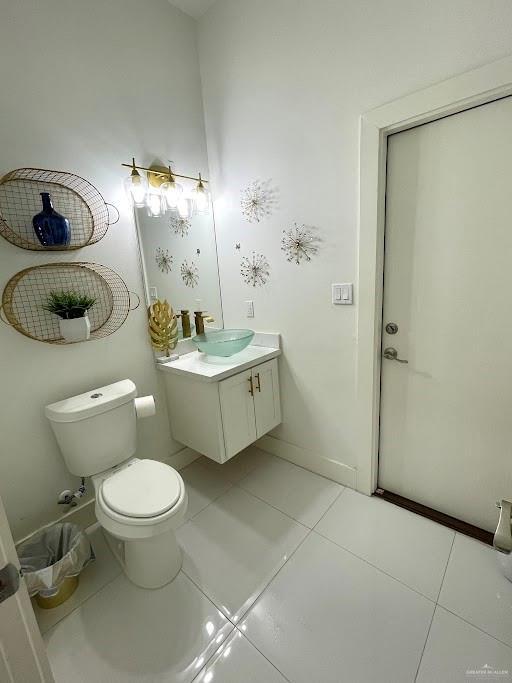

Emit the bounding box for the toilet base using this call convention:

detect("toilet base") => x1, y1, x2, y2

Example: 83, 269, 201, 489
103, 528, 182, 589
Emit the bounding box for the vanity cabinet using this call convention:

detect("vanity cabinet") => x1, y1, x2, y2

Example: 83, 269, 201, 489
163, 358, 281, 464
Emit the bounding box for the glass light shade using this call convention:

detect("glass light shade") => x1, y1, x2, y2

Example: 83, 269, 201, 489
160, 179, 183, 209
177, 197, 193, 219
147, 191, 164, 218
192, 184, 210, 214
124, 172, 148, 207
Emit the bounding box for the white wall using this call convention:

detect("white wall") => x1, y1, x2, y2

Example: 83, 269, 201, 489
0, 0, 208, 541
197, 0, 512, 484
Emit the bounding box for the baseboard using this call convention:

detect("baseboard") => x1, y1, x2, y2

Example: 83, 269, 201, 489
15, 448, 200, 547
257, 435, 357, 488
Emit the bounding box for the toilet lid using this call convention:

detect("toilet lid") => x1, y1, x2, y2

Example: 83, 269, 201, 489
102, 460, 181, 518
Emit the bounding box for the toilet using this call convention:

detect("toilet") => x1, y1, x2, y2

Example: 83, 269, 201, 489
45, 379, 188, 589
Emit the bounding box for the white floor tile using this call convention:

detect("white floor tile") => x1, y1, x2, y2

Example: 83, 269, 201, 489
315, 489, 454, 600
196, 446, 272, 484
417, 606, 512, 683
44, 572, 233, 683
238, 455, 343, 527
241, 531, 434, 683
193, 629, 288, 683
439, 533, 512, 646
34, 524, 121, 634
181, 459, 234, 519
177, 486, 308, 622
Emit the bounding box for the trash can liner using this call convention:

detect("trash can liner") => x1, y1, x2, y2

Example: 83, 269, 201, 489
18, 522, 95, 598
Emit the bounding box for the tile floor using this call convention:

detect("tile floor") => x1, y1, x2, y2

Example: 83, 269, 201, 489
40, 446, 512, 682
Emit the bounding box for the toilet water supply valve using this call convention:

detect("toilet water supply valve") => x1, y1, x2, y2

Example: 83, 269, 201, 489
58, 478, 86, 507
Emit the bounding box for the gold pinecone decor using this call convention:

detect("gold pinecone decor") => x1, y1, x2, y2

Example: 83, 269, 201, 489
148, 299, 178, 356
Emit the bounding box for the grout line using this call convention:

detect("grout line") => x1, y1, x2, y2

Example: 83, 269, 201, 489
436, 603, 512, 651
180, 516, 312, 627
414, 604, 437, 682
40, 568, 122, 636
435, 531, 456, 603
311, 485, 347, 530
311, 527, 437, 603
230, 484, 313, 530
238, 527, 313, 623
234, 627, 293, 682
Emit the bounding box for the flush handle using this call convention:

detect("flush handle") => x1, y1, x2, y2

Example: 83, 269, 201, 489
383, 347, 408, 364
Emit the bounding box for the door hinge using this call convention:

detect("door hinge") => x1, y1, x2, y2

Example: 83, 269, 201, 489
0, 563, 21, 604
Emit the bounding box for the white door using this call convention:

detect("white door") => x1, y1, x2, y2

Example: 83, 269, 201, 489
253, 360, 281, 438
0, 494, 53, 682
219, 369, 257, 459
379, 96, 512, 533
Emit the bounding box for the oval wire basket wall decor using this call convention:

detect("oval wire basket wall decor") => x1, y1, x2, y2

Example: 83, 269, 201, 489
0, 168, 119, 251
0, 263, 139, 344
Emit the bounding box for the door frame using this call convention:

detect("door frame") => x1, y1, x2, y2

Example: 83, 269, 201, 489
356, 54, 512, 495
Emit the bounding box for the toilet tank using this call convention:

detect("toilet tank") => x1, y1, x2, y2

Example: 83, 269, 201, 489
45, 380, 138, 477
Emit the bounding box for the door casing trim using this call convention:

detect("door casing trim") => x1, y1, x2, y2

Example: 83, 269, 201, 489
356, 55, 512, 495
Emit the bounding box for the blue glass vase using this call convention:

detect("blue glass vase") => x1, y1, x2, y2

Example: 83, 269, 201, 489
32, 192, 71, 247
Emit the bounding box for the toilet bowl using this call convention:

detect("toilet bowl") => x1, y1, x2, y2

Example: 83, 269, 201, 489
45, 380, 188, 590
93, 459, 188, 588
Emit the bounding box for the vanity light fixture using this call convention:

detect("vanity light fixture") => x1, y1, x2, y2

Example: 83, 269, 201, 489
160, 165, 183, 209
123, 158, 148, 207
121, 160, 210, 218
177, 197, 194, 219
147, 191, 165, 218
191, 173, 210, 215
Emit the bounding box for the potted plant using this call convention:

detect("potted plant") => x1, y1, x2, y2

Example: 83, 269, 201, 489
43, 290, 96, 342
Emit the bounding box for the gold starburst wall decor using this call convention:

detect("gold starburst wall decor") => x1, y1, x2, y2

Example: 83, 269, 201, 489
240, 251, 270, 287
169, 215, 191, 237
148, 299, 178, 356
181, 260, 199, 287
240, 179, 279, 223
155, 247, 173, 273
281, 222, 321, 264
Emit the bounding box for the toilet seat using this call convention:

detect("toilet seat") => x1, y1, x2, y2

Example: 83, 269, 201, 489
101, 460, 182, 519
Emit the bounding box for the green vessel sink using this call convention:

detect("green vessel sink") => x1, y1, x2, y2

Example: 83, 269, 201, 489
192, 329, 255, 357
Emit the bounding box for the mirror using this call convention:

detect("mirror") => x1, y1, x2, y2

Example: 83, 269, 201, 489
134, 181, 223, 340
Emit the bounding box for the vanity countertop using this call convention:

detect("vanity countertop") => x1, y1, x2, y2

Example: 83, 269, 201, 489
157, 333, 281, 383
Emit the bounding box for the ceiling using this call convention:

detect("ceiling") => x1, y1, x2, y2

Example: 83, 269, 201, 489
168, 0, 218, 19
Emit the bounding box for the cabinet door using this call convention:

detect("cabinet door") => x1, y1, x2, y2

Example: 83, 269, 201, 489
253, 359, 281, 437
219, 369, 257, 459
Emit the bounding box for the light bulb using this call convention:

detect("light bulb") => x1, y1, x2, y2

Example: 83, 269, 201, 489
177, 197, 193, 219
124, 159, 148, 207
192, 174, 210, 214
161, 179, 183, 209
147, 191, 164, 218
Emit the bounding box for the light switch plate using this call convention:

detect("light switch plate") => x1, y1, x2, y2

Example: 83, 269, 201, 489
246, 300, 254, 318
149, 286, 158, 301
332, 283, 353, 305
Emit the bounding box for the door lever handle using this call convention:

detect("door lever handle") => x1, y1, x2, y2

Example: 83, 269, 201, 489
383, 347, 408, 363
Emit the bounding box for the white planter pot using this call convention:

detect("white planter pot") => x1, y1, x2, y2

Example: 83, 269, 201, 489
59, 315, 91, 342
